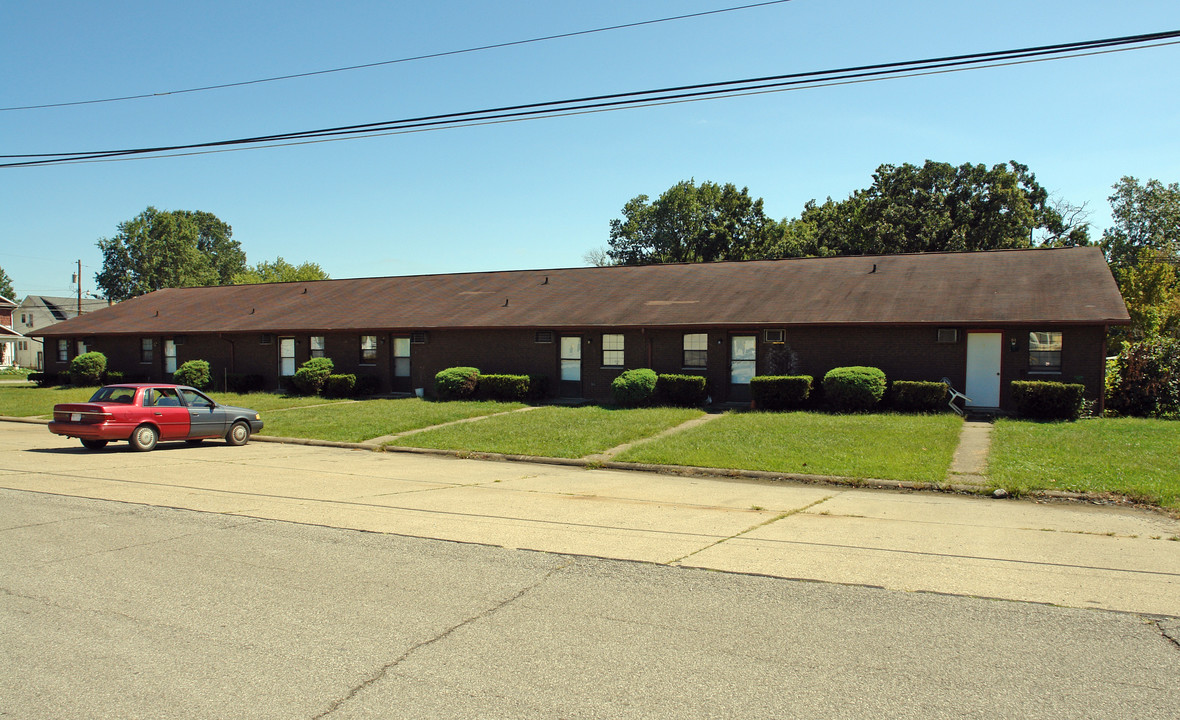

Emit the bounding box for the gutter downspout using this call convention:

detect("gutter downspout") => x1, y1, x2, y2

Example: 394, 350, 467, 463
1098, 324, 1108, 416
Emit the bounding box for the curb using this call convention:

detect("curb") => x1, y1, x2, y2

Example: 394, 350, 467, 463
0, 417, 1115, 507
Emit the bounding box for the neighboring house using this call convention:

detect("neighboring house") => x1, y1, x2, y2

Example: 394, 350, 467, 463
34, 247, 1130, 412
13, 296, 110, 370
0, 295, 21, 368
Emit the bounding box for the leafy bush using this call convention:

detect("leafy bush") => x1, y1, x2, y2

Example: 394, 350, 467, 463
477, 374, 531, 402
226, 373, 267, 394
611, 368, 658, 407
750, 375, 812, 410
890, 380, 949, 413
323, 373, 357, 398
291, 357, 335, 395
822, 366, 887, 412
354, 375, 380, 396
104, 370, 125, 384
1011, 380, 1085, 421
656, 374, 708, 407
527, 374, 549, 401
69, 352, 107, 386
172, 360, 211, 389
1106, 338, 1180, 419
435, 366, 480, 400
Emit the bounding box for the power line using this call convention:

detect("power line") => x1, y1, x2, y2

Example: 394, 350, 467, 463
1, 0, 795, 112
4, 30, 1177, 168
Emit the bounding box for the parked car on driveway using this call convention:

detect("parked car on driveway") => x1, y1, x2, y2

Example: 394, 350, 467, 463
49, 383, 264, 452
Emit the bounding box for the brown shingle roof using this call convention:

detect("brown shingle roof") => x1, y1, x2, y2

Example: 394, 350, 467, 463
36, 247, 1128, 337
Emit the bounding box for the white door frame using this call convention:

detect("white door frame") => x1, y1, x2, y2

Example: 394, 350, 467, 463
965, 332, 1003, 407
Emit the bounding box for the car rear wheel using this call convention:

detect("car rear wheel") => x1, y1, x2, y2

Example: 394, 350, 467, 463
226, 421, 251, 446
130, 424, 159, 452
80, 439, 108, 450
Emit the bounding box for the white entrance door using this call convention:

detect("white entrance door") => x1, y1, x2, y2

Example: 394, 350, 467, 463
965, 332, 1002, 407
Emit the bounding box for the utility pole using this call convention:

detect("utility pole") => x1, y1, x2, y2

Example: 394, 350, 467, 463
77, 260, 82, 316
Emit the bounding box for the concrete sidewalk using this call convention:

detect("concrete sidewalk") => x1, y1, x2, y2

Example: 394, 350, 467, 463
3, 420, 1178, 617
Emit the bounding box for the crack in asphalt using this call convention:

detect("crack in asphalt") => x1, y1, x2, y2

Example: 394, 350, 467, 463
1151, 618, 1180, 651
311, 557, 575, 719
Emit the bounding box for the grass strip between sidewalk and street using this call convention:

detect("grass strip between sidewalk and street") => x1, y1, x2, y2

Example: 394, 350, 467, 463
989, 418, 1180, 509
262, 397, 526, 444
395, 405, 704, 459
615, 411, 964, 484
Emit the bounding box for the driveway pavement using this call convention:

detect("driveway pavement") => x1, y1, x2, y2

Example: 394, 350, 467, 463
2, 420, 1178, 616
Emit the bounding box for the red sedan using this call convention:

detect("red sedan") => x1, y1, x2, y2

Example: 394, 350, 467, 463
49, 383, 265, 452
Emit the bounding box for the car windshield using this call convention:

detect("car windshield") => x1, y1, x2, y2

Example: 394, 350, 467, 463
89, 386, 135, 404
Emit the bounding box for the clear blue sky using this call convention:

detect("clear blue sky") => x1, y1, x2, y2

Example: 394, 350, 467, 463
3, 0, 1178, 298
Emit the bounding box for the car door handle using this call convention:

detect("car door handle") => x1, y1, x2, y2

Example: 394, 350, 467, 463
153, 412, 163, 416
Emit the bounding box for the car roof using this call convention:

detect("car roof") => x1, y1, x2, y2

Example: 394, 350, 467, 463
105, 383, 195, 390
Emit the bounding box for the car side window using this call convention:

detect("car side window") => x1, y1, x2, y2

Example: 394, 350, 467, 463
152, 388, 181, 407
181, 389, 212, 407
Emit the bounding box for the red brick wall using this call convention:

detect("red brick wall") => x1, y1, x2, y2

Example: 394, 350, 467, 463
44, 324, 1110, 410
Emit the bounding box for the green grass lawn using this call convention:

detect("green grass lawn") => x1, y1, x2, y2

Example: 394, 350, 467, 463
397, 405, 704, 459
261, 397, 526, 443
990, 418, 1180, 509
616, 411, 964, 483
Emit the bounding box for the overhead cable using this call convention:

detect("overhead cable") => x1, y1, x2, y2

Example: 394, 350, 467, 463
3, 30, 1177, 168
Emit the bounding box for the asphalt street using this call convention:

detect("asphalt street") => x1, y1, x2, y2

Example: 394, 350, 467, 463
2, 420, 1179, 718
3, 490, 1179, 720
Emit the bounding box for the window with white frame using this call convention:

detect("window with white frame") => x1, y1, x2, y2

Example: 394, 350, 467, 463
310, 336, 326, 358
140, 338, 154, 363
602, 334, 624, 367
57, 339, 68, 362
360, 335, 377, 364
683, 333, 708, 368
1029, 331, 1062, 372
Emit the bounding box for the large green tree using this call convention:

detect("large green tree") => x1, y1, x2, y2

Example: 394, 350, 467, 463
232, 257, 330, 284
1101, 176, 1180, 271
0, 265, 14, 300
607, 180, 785, 265
95, 207, 245, 301
787, 160, 1088, 257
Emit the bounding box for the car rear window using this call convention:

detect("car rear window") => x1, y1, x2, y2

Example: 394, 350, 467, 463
90, 387, 136, 403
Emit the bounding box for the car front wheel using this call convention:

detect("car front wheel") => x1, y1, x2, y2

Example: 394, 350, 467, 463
81, 439, 108, 450
226, 421, 251, 447
130, 424, 159, 452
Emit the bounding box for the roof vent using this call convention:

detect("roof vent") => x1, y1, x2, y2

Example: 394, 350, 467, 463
870, 263, 877, 274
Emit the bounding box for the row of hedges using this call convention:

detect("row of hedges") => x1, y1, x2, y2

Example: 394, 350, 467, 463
434, 367, 548, 402
611, 370, 709, 408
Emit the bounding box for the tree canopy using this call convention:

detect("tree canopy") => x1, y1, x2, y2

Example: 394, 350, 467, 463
232, 257, 330, 284
95, 207, 246, 301
785, 160, 1088, 257
606, 180, 784, 265
0, 265, 14, 300
1101, 176, 1180, 271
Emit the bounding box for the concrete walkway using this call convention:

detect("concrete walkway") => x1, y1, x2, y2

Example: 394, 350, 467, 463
946, 420, 994, 486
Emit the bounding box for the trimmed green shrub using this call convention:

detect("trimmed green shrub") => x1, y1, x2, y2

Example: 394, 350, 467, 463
822, 366, 887, 412
435, 366, 480, 400
750, 375, 812, 410
291, 357, 335, 395
611, 368, 658, 407
323, 373, 357, 398
1106, 338, 1180, 419
69, 352, 107, 386
890, 380, 949, 413
1011, 380, 1085, 421
477, 374, 531, 402
656, 374, 708, 407
226, 373, 267, 393
104, 370, 125, 384
354, 375, 380, 396
172, 360, 211, 389
527, 374, 549, 401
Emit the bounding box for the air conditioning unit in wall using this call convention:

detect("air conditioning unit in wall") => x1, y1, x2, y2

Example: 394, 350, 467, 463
936, 328, 959, 343
410, 331, 428, 345
763, 329, 786, 344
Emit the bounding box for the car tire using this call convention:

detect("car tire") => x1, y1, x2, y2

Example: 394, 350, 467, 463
226, 421, 251, 447
80, 439, 108, 450
129, 424, 159, 452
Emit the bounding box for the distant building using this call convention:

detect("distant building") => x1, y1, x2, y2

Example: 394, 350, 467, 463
13, 296, 110, 369
35, 247, 1129, 412
0, 295, 20, 368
